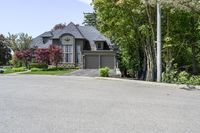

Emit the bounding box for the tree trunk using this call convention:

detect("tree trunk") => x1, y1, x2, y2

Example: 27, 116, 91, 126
140, 52, 147, 80
144, 0, 156, 81
145, 37, 156, 81
146, 55, 154, 81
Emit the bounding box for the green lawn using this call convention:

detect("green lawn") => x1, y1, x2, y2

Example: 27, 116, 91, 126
1, 69, 20, 74
23, 70, 74, 75
3, 71, 16, 74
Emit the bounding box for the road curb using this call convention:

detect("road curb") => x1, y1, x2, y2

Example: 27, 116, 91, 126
95, 77, 200, 90
7, 70, 31, 75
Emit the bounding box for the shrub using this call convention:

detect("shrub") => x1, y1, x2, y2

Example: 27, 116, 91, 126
29, 63, 48, 69
127, 69, 135, 78
49, 45, 63, 67
188, 76, 200, 86
47, 66, 65, 71
3, 67, 12, 73
3, 66, 12, 69
99, 67, 109, 77
15, 49, 33, 67
31, 68, 43, 72
162, 69, 200, 85
8, 59, 13, 65
12, 55, 23, 67
35, 48, 50, 65
47, 65, 79, 71
162, 69, 178, 83
12, 67, 26, 72
0, 69, 4, 73
58, 64, 79, 69
177, 71, 190, 84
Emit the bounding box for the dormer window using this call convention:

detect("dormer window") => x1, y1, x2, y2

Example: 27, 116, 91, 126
43, 37, 50, 44
96, 42, 104, 50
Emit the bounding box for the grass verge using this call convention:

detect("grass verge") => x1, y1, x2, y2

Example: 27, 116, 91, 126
23, 69, 74, 75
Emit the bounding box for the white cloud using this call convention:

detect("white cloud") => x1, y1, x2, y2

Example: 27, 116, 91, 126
77, 0, 92, 4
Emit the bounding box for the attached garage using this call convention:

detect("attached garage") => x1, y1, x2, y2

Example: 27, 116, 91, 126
85, 55, 99, 69
101, 55, 114, 69
83, 51, 116, 69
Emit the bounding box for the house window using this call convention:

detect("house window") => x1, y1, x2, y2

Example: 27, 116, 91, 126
96, 42, 103, 50
43, 37, 50, 44
63, 45, 73, 63
76, 44, 81, 63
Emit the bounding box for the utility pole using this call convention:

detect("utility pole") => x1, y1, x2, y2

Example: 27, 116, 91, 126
157, 0, 162, 82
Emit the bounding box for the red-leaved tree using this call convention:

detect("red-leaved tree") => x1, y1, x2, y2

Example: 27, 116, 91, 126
49, 45, 63, 67
35, 48, 50, 65
52, 23, 66, 31
15, 49, 33, 67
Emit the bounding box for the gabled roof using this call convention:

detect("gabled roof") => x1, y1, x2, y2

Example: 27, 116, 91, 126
52, 22, 84, 39
30, 35, 52, 48
30, 22, 114, 50
77, 26, 112, 50
41, 31, 53, 37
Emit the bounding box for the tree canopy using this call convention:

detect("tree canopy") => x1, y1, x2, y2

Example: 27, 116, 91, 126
91, 0, 200, 81
6, 33, 32, 51
0, 34, 11, 65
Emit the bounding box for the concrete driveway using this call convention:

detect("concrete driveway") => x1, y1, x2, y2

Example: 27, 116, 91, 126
0, 75, 200, 133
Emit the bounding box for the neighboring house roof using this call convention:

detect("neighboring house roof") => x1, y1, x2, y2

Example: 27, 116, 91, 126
30, 22, 113, 50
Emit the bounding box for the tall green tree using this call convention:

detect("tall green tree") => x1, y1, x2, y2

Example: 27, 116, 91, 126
83, 12, 97, 27
0, 34, 11, 65
7, 33, 32, 51
93, 0, 157, 81
92, 0, 200, 81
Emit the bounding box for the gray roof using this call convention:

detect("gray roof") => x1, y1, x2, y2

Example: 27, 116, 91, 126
30, 35, 52, 48
77, 26, 112, 50
41, 31, 53, 37
53, 22, 84, 39
30, 22, 113, 50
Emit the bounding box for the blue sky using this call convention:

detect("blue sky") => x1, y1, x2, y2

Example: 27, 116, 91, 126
0, 0, 93, 37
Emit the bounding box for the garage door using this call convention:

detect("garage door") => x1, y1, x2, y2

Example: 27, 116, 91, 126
101, 55, 114, 69
84, 55, 115, 69
85, 55, 99, 69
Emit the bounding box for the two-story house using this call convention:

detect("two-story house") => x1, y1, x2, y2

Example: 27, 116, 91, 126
30, 22, 116, 69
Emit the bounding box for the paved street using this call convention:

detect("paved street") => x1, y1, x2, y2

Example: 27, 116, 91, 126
0, 75, 200, 133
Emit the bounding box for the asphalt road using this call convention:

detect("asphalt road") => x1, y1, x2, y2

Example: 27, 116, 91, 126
0, 75, 200, 133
